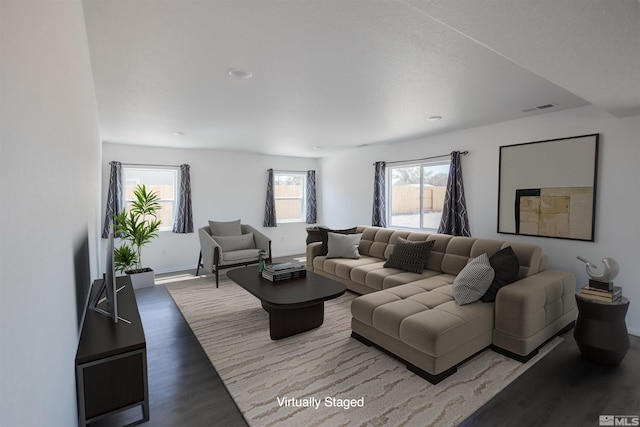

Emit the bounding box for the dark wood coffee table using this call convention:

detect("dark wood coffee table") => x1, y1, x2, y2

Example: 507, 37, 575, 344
226, 265, 347, 340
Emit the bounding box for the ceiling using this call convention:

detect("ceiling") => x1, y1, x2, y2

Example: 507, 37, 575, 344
83, 0, 640, 158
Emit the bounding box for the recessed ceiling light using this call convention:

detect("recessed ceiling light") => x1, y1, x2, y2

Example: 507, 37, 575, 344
228, 68, 253, 79
172, 131, 184, 136
313, 146, 322, 150
427, 115, 443, 121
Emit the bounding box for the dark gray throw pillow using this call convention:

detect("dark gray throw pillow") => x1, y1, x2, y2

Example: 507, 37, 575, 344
319, 227, 358, 255
481, 246, 520, 302
383, 238, 435, 274
306, 226, 327, 245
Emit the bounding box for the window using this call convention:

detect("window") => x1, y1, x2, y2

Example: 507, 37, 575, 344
122, 166, 178, 231
388, 160, 450, 230
274, 171, 306, 223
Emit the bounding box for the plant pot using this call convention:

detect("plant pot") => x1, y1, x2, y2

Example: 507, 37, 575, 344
126, 268, 155, 289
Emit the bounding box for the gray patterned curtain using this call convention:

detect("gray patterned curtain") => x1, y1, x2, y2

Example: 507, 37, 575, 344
371, 161, 387, 227
263, 168, 277, 227
438, 151, 471, 236
306, 170, 317, 224
101, 161, 123, 238
172, 164, 193, 233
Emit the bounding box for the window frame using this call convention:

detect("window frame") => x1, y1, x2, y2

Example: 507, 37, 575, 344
121, 165, 179, 232
387, 159, 450, 231
274, 171, 307, 224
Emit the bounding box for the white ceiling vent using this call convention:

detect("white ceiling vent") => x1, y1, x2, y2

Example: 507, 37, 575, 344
522, 103, 556, 113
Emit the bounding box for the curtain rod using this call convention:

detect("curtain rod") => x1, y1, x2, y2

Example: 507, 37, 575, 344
274, 169, 310, 173
374, 150, 468, 166
121, 162, 181, 168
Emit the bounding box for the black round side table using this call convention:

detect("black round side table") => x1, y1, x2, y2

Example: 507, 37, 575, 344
574, 293, 630, 366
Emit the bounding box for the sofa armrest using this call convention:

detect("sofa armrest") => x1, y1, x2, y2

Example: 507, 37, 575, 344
198, 227, 222, 272
306, 242, 322, 270
494, 269, 576, 340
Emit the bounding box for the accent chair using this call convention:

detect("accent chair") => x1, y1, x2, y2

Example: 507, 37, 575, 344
197, 220, 272, 287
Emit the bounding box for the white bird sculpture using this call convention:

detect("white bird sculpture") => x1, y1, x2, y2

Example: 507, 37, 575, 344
577, 256, 619, 283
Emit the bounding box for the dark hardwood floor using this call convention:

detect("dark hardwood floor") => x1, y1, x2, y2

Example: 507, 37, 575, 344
91, 278, 248, 427
93, 266, 640, 427
462, 331, 640, 427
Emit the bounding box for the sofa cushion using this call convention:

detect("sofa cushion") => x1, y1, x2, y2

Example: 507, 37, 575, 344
213, 232, 256, 251
383, 238, 435, 273
482, 246, 520, 302
361, 228, 396, 259
440, 237, 478, 275
326, 232, 362, 259
507, 242, 542, 278
329, 257, 377, 279
319, 227, 358, 255
382, 269, 441, 289
209, 219, 241, 236
351, 281, 494, 357
407, 274, 456, 292
373, 299, 429, 339
351, 291, 401, 327
399, 300, 494, 356
349, 261, 387, 286
358, 267, 403, 291
453, 253, 495, 305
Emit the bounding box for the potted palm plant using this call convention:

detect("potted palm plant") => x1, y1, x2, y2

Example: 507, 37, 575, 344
113, 184, 162, 289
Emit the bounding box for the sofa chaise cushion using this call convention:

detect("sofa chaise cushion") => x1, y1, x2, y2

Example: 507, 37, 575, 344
351, 281, 494, 357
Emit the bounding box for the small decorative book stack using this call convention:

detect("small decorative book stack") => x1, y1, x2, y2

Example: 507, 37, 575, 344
580, 284, 622, 302
577, 256, 622, 303
262, 262, 306, 282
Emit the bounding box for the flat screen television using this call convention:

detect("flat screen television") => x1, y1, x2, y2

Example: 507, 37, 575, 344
90, 221, 128, 323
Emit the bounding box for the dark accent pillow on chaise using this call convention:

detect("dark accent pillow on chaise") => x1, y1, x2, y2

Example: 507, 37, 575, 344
481, 246, 520, 302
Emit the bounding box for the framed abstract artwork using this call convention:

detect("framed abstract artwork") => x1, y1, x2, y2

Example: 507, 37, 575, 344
497, 134, 599, 241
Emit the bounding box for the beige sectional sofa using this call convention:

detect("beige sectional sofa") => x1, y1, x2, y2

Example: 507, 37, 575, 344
306, 226, 576, 383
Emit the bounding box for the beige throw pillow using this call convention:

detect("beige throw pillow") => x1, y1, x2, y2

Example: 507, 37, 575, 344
326, 232, 362, 259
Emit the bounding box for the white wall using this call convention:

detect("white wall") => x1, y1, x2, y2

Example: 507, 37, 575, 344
0, 2, 102, 426
101, 143, 319, 273
320, 105, 640, 336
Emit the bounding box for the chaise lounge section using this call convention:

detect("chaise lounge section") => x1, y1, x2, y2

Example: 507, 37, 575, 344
306, 226, 576, 383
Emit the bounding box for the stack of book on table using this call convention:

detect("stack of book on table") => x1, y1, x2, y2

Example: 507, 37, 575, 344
580, 285, 622, 302
262, 262, 306, 282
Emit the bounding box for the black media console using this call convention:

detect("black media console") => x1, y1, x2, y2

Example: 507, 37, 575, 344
75, 276, 149, 426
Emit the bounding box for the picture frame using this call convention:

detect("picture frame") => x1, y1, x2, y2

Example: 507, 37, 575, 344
497, 134, 599, 241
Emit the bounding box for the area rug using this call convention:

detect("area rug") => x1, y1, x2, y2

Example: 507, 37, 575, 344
164, 275, 562, 427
